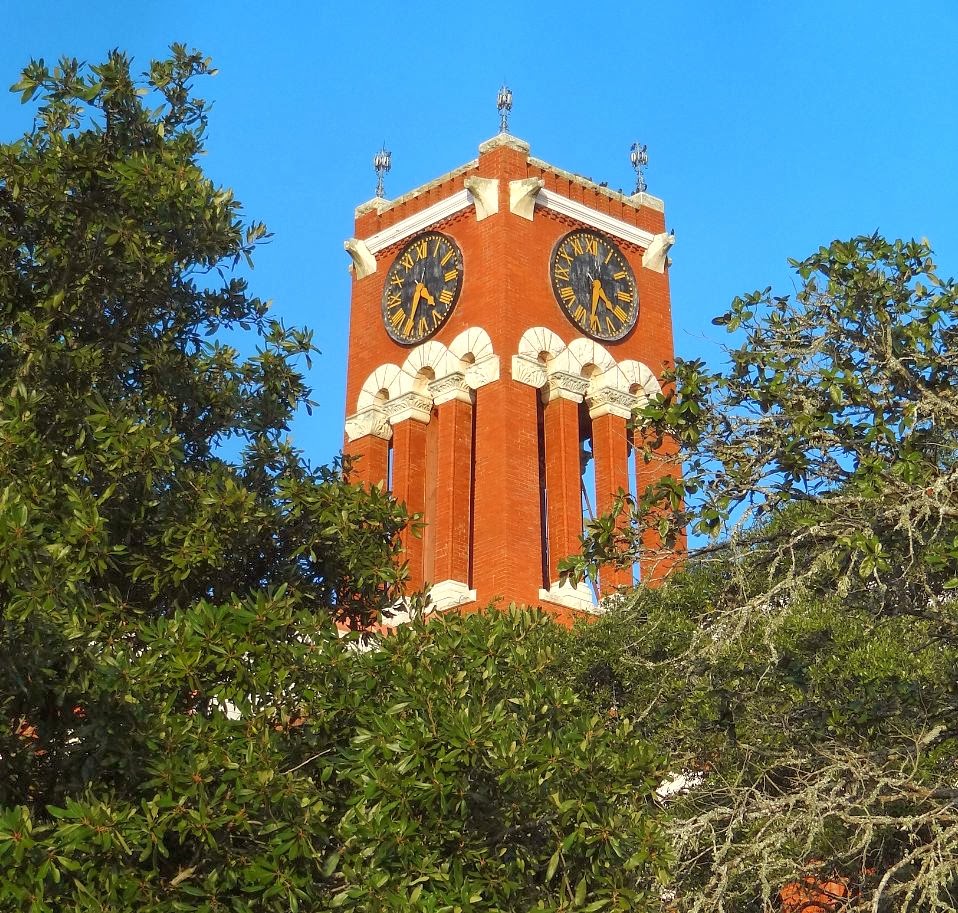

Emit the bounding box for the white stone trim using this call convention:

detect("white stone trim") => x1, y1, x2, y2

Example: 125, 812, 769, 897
449, 326, 495, 363
542, 371, 589, 404
511, 353, 548, 389
344, 238, 377, 279
430, 579, 477, 611
344, 406, 392, 442
357, 363, 403, 410
429, 372, 472, 406
384, 392, 432, 425
588, 387, 640, 420
538, 579, 597, 614
509, 177, 544, 220
363, 190, 472, 254
516, 326, 566, 361
617, 359, 662, 402
463, 176, 499, 220
642, 231, 675, 273
565, 338, 617, 376
535, 188, 656, 250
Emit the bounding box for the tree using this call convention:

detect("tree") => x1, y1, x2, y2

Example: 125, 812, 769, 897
0, 49, 667, 911
561, 236, 958, 911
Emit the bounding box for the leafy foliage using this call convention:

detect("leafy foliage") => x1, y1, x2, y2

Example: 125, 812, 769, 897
561, 236, 958, 911
0, 49, 666, 912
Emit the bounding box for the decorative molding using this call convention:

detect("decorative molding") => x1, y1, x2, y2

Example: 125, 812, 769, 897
449, 326, 495, 363
344, 238, 377, 279
465, 355, 500, 390
362, 190, 472, 254
538, 580, 597, 614
509, 177, 544, 220
384, 392, 432, 425
642, 231, 675, 273
429, 372, 472, 406
344, 407, 392, 442
535, 188, 656, 250
517, 326, 566, 361
356, 363, 402, 411
511, 353, 548, 389
430, 579, 477, 611
542, 371, 589, 404
354, 196, 391, 217
587, 387, 639, 420
463, 176, 499, 221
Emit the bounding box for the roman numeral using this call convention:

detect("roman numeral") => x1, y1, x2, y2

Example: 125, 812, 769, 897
389, 309, 405, 328
605, 248, 614, 264
439, 289, 453, 305
415, 239, 428, 260
554, 265, 570, 282
559, 286, 576, 304
558, 248, 574, 265
571, 236, 583, 256
433, 238, 442, 256
616, 290, 633, 303
444, 268, 458, 283
574, 305, 587, 323
418, 317, 428, 336
613, 270, 627, 280
400, 252, 414, 270
584, 236, 597, 256
605, 316, 616, 334
390, 273, 403, 287
612, 304, 628, 321
440, 247, 455, 266
431, 310, 441, 327
387, 292, 402, 309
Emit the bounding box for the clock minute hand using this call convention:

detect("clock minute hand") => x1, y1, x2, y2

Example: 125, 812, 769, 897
404, 284, 424, 337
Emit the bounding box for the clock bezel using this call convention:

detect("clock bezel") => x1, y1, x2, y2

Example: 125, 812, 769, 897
549, 228, 639, 343
381, 230, 464, 346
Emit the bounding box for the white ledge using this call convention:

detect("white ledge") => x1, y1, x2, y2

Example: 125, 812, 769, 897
535, 189, 656, 250
362, 190, 472, 254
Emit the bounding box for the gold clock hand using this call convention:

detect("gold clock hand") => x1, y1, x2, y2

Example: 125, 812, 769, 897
404, 284, 423, 336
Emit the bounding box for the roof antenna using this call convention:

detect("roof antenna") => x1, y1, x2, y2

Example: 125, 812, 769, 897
373, 143, 391, 199
497, 85, 513, 134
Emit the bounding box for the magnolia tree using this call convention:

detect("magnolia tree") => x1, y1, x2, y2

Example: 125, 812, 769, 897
0, 49, 668, 911
562, 236, 958, 911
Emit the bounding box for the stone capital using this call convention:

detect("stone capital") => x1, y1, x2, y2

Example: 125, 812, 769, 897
587, 387, 639, 420
511, 353, 548, 389
344, 406, 392, 442
541, 371, 589, 404
429, 372, 473, 406
385, 392, 432, 425
464, 354, 500, 390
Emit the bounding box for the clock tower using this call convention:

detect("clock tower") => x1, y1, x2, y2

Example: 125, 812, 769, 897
342, 132, 681, 622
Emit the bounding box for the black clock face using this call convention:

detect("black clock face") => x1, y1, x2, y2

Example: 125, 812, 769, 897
381, 232, 463, 344
550, 229, 638, 341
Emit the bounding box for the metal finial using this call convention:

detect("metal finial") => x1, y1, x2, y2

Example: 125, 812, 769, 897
630, 142, 648, 194
373, 143, 391, 199
497, 84, 513, 133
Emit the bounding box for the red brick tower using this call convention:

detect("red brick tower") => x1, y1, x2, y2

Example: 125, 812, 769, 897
343, 133, 679, 621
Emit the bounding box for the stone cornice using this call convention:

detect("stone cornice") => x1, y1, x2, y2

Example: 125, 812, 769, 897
384, 392, 432, 425
534, 188, 656, 250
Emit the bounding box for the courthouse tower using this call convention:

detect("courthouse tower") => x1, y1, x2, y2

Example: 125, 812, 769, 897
342, 132, 679, 621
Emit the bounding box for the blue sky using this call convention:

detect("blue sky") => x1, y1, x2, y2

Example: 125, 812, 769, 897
4, 1, 957, 468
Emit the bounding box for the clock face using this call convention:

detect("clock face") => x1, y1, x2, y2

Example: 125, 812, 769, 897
381, 232, 463, 344
550, 229, 638, 341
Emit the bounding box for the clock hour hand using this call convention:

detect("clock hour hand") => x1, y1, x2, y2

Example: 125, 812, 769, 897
403, 282, 435, 336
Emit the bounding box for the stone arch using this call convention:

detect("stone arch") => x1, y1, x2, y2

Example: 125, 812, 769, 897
398, 340, 452, 395
558, 337, 617, 377
449, 326, 494, 366
517, 326, 566, 363
618, 359, 662, 403
357, 363, 402, 410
